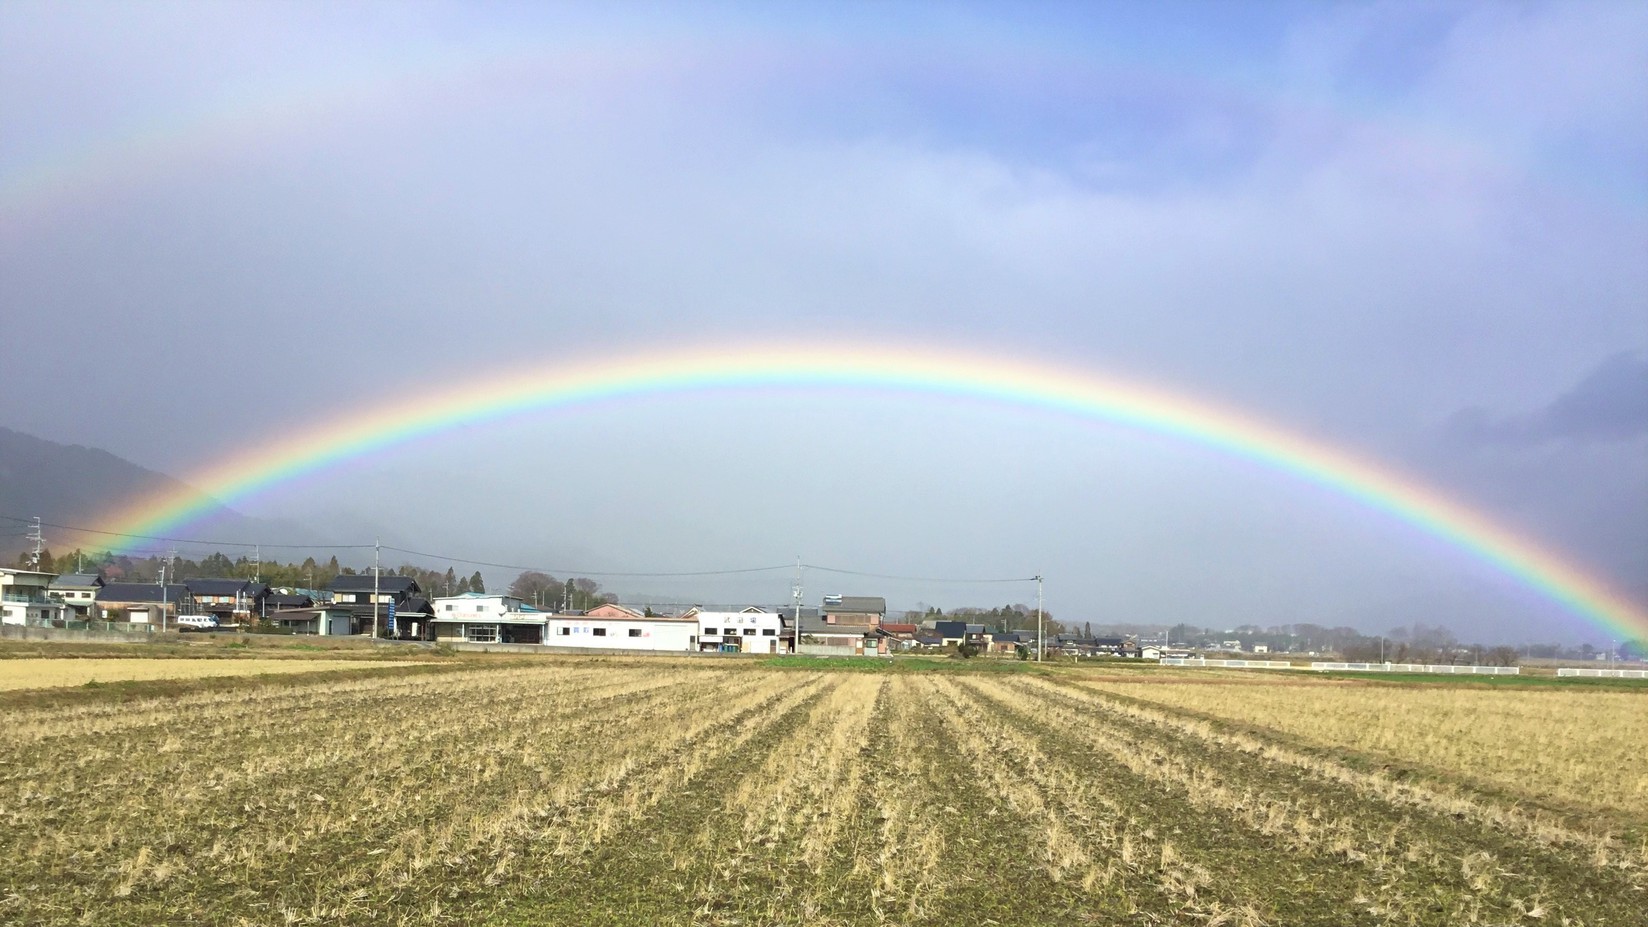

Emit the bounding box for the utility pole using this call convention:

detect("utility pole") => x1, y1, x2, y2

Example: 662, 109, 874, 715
159, 561, 168, 634
251, 545, 261, 583
1034, 574, 1044, 662
791, 555, 802, 655
373, 537, 381, 639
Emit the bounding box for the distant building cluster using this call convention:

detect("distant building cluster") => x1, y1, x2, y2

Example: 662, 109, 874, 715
2, 566, 1157, 658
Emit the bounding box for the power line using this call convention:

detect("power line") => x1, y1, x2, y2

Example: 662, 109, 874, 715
802, 563, 1037, 584
0, 513, 1038, 587
0, 513, 374, 550
379, 545, 795, 579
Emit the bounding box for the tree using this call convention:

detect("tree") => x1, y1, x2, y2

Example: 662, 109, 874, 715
468, 572, 485, 595
508, 570, 560, 606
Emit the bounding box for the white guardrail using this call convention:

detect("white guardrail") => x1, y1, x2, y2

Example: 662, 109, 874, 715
1159, 658, 1298, 669
1159, 657, 1521, 676
1557, 668, 1648, 679
1310, 662, 1520, 675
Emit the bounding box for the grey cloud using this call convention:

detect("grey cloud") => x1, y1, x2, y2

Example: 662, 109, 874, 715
1448, 352, 1648, 445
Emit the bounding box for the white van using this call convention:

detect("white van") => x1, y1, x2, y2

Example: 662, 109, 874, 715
176, 614, 220, 632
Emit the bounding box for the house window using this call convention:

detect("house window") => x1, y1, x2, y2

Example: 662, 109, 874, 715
445, 604, 455, 611
593, 627, 607, 637
762, 628, 776, 636
466, 624, 499, 643
742, 628, 754, 636
704, 628, 717, 635
556, 627, 570, 636
628, 629, 642, 637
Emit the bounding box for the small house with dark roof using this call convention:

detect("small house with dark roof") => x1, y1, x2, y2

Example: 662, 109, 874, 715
268, 605, 354, 636
390, 595, 435, 640
95, 582, 196, 625
265, 592, 315, 611
48, 572, 104, 618
186, 579, 269, 624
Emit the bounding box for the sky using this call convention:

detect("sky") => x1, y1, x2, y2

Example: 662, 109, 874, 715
1, 1, 1644, 644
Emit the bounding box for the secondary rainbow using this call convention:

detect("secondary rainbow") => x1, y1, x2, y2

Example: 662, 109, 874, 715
99, 341, 1648, 641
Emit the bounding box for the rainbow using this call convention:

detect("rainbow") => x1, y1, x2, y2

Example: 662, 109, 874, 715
97, 340, 1648, 642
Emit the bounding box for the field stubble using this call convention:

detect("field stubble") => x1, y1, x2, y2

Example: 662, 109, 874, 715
0, 661, 1642, 926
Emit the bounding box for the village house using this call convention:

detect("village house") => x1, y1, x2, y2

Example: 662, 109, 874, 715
821, 595, 886, 627
988, 629, 1038, 655
327, 574, 422, 635
264, 591, 315, 612
799, 610, 883, 655
390, 595, 435, 640
47, 572, 103, 619
430, 593, 546, 644
879, 622, 919, 650
1, 568, 65, 625
267, 605, 354, 636
185, 579, 269, 625
95, 582, 196, 625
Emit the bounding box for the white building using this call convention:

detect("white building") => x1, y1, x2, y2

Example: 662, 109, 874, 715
546, 612, 698, 651
430, 593, 548, 644
1, 568, 65, 625
693, 608, 787, 655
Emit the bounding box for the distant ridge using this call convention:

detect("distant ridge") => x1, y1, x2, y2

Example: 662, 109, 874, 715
0, 426, 323, 557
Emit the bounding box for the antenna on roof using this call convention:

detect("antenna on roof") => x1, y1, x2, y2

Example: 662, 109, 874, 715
26, 516, 43, 570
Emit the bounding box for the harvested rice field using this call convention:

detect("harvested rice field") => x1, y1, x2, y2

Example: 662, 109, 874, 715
0, 659, 1643, 926
0, 657, 417, 691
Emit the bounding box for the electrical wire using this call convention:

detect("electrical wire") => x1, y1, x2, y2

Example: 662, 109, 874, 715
0, 513, 1038, 587
803, 563, 1036, 584
379, 546, 794, 579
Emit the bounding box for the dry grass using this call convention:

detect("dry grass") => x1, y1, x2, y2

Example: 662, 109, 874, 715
1076, 677, 1648, 819
0, 660, 1641, 926
0, 657, 416, 690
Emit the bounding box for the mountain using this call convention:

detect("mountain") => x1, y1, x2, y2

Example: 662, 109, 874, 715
0, 426, 326, 558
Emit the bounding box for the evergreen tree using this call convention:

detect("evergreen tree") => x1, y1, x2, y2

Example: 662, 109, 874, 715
468, 571, 485, 594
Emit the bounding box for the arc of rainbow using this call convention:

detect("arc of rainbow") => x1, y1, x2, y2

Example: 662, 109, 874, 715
99, 341, 1648, 641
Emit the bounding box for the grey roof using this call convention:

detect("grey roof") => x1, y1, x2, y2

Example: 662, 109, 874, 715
396, 596, 433, 615
186, 579, 266, 597
328, 574, 420, 594
266, 593, 314, 609
97, 583, 192, 603
50, 573, 104, 589
822, 595, 886, 614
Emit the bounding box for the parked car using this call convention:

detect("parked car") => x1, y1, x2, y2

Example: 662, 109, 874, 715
176, 614, 220, 632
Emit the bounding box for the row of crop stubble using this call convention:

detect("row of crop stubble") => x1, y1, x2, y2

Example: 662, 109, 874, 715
0, 662, 1642, 925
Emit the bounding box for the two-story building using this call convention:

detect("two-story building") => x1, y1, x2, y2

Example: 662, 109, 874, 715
692, 607, 788, 654
821, 595, 886, 627
186, 579, 269, 626
327, 574, 422, 635
430, 593, 547, 644
1, 568, 65, 625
